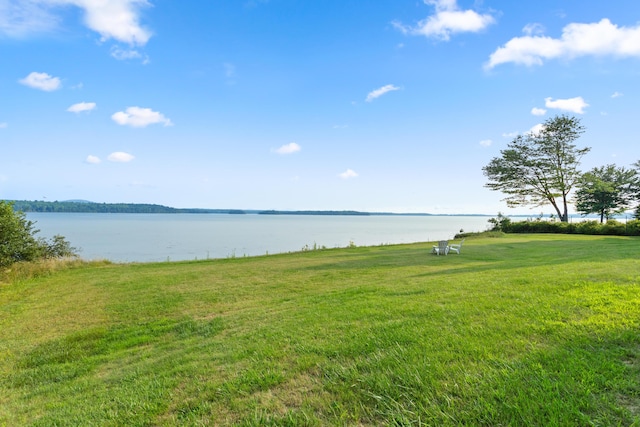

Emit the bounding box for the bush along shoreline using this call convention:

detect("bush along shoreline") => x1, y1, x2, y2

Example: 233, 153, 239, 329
486, 212, 640, 236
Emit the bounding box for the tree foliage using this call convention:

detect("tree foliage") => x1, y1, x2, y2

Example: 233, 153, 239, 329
0, 201, 77, 267
483, 115, 590, 222
574, 164, 638, 223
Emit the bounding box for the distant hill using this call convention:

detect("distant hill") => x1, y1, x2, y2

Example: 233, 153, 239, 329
3, 200, 458, 216
4, 200, 247, 214
258, 210, 371, 216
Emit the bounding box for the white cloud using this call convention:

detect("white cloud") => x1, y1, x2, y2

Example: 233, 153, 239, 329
67, 102, 96, 113
528, 123, 545, 136
111, 106, 173, 127
339, 169, 358, 179
393, 0, 495, 41
62, 0, 152, 45
1, 0, 151, 46
366, 84, 400, 102
85, 155, 101, 164
611, 91, 623, 98
479, 139, 492, 147
502, 131, 518, 138
107, 151, 135, 162
544, 96, 589, 114
531, 107, 547, 116
0, 122, 7, 129
273, 142, 301, 155
487, 19, 640, 69
19, 71, 61, 91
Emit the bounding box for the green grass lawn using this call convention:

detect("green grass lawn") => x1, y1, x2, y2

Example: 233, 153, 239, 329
1, 234, 639, 426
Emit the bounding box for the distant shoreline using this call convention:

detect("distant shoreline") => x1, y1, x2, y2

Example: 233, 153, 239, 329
5, 200, 493, 217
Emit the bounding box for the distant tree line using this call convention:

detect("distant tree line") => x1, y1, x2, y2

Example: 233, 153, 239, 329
4, 200, 247, 215
4, 202, 425, 217
258, 210, 371, 216
483, 115, 640, 223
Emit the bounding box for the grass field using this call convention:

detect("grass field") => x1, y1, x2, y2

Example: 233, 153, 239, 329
1, 234, 639, 426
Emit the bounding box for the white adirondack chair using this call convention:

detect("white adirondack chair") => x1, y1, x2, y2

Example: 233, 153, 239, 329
449, 239, 465, 254
431, 240, 449, 255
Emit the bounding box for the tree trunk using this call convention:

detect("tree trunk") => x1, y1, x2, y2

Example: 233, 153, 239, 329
551, 200, 567, 222
561, 196, 569, 222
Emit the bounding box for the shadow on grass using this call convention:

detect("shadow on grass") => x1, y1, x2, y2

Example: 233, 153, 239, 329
7, 317, 225, 389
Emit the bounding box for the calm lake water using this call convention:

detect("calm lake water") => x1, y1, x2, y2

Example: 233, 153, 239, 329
27, 213, 492, 263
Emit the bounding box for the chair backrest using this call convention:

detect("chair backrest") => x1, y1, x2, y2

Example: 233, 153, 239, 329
438, 240, 448, 255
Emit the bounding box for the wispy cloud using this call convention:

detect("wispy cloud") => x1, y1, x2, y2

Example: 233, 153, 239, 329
273, 142, 301, 155
85, 155, 101, 164
366, 84, 400, 102
487, 19, 640, 69
522, 23, 545, 36
545, 96, 589, 114
479, 139, 492, 147
110, 46, 149, 63
0, 0, 59, 38
0, 122, 7, 129
19, 71, 61, 91
611, 91, 624, 98
338, 169, 358, 179
223, 62, 236, 84
112, 107, 173, 127
393, 0, 495, 41
531, 107, 547, 116
107, 151, 135, 162
1, 0, 152, 62
224, 62, 236, 78
68, 102, 97, 113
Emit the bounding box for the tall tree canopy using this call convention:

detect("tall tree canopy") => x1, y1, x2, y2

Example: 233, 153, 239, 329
574, 165, 638, 223
482, 115, 590, 222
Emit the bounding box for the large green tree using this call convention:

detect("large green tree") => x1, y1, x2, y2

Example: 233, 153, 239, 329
574, 165, 638, 223
482, 115, 590, 222
0, 201, 76, 267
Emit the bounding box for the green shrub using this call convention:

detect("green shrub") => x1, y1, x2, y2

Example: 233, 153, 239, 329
0, 201, 76, 267
625, 220, 640, 236
497, 216, 639, 236
599, 219, 627, 236
574, 220, 601, 235
504, 219, 571, 234
487, 212, 511, 231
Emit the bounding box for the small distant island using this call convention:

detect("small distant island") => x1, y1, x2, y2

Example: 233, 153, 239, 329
4, 200, 490, 216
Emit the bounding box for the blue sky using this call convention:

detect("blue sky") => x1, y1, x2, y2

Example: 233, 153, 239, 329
1, 0, 639, 214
